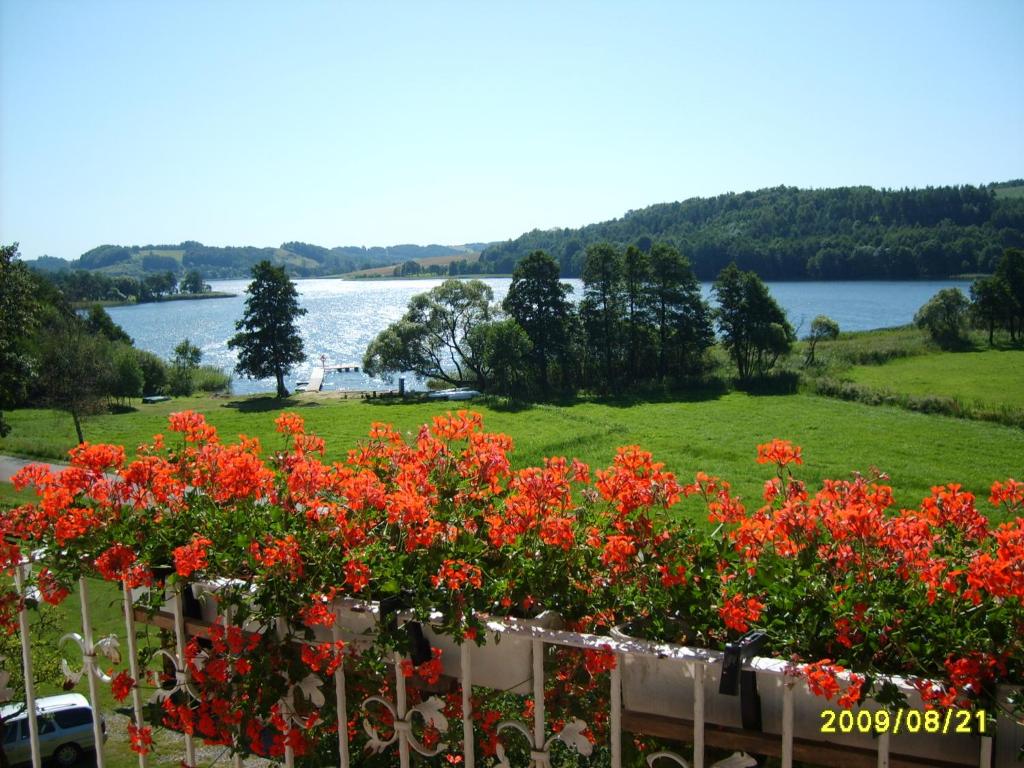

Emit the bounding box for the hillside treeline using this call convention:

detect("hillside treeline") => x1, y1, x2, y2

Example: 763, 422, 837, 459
40, 241, 488, 279
480, 183, 1024, 279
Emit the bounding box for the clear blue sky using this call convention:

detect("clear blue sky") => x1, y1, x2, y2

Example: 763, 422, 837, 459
2, 0, 1022, 260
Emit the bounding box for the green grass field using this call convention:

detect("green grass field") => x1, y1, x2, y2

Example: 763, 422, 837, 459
3, 391, 1022, 518
844, 348, 1024, 410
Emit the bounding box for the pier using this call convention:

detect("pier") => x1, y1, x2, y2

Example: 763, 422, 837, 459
301, 359, 361, 392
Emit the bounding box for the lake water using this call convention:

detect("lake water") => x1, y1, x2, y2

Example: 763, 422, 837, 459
106, 278, 971, 395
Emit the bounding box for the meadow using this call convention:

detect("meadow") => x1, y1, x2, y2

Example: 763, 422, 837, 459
844, 348, 1024, 410
3, 389, 1022, 521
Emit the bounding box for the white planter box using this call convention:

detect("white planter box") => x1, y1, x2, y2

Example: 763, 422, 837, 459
423, 611, 563, 695
611, 628, 985, 766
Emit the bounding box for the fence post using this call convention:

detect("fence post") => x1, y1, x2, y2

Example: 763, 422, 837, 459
14, 561, 41, 768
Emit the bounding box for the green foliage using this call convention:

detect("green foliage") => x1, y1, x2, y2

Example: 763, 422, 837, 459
713, 263, 795, 380
804, 315, 840, 365
169, 338, 202, 396
363, 279, 494, 389
178, 268, 209, 294
478, 183, 1024, 279
85, 304, 132, 344
34, 311, 115, 443
914, 287, 970, 346
193, 364, 231, 393
645, 242, 714, 378
473, 318, 533, 397
228, 261, 307, 398
579, 243, 625, 389
109, 343, 144, 404
133, 349, 168, 396
502, 251, 574, 393
0, 244, 39, 437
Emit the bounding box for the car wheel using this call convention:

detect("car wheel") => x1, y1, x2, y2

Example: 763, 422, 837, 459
52, 742, 82, 767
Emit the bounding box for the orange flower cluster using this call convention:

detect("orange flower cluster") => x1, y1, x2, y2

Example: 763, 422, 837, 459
2, 412, 1021, 758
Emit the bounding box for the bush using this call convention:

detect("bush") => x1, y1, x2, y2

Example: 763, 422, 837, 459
914, 288, 970, 347
133, 349, 168, 396
193, 365, 231, 393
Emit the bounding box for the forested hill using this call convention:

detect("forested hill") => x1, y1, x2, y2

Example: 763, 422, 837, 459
480, 182, 1024, 280
34, 241, 491, 279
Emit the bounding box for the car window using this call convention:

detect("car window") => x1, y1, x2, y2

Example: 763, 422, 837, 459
39, 717, 56, 735
53, 708, 93, 728
3, 720, 22, 744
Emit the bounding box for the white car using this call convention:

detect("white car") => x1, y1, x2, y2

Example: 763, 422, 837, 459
1, 693, 106, 767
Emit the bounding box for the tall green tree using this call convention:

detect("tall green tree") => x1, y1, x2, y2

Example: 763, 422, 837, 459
169, 338, 203, 396
36, 313, 114, 444
623, 244, 654, 376
646, 243, 713, 378
0, 244, 38, 436
994, 248, 1024, 340
713, 263, 795, 380
228, 261, 307, 398
970, 276, 1009, 346
579, 243, 624, 390
502, 251, 573, 394
471, 319, 533, 398
109, 344, 145, 405
363, 279, 494, 389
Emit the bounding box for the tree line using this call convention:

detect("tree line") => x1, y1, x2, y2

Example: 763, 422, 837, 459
479, 183, 1024, 280
38, 268, 211, 304
0, 245, 227, 442
914, 249, 1024, 346
364, 243, 796, 397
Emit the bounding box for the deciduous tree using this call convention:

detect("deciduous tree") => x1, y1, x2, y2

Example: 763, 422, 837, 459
804, 315, 840, 366
713, 263, 795, 380
914, 288, 970, 347
0, 244, 38, 437
363, 279, 493, 389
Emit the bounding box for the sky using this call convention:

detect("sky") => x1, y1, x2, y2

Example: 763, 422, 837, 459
1, 0, 1022, 261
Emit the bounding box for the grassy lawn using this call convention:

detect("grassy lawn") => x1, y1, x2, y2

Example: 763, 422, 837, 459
3, 391, 1023, 518
844, 348, 1024, 410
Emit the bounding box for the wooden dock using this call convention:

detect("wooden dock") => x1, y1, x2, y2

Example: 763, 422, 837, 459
301, 361, 361, 392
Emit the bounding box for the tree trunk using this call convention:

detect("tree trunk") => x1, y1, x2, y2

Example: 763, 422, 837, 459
275, 370, 288, 399
71, 408, 85, 444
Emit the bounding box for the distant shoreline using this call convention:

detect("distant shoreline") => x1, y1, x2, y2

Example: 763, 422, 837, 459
72, 291, 235, 308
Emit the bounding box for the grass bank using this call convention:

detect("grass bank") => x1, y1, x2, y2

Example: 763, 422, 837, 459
3, 391, 1022, 518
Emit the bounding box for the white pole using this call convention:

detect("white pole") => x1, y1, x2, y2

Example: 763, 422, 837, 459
170, 583, 196, 767
610, 656, 622, 768
461, 642, 474, 768
394, 651, 410, 768
532, 639, 545, 767
78, 577, 106, 768
693, 662, 705, 768
331, 625, 350, 768
14, 563, 41, 768
781, 680, 793, 768
121, 581, 148, 768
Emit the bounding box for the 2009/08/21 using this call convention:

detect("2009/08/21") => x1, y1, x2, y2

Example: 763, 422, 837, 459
820, 708, 987, 735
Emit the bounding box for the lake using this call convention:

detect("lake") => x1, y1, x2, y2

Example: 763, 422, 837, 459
105, 278, 971, 395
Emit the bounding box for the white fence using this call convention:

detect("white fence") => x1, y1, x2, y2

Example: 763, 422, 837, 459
8, 562, 1023, 768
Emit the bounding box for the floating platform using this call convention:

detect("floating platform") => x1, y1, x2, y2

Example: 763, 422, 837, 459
302, 361, 362, 392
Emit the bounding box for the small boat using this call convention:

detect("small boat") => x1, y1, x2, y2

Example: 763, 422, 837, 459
427, 388, 481, 401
